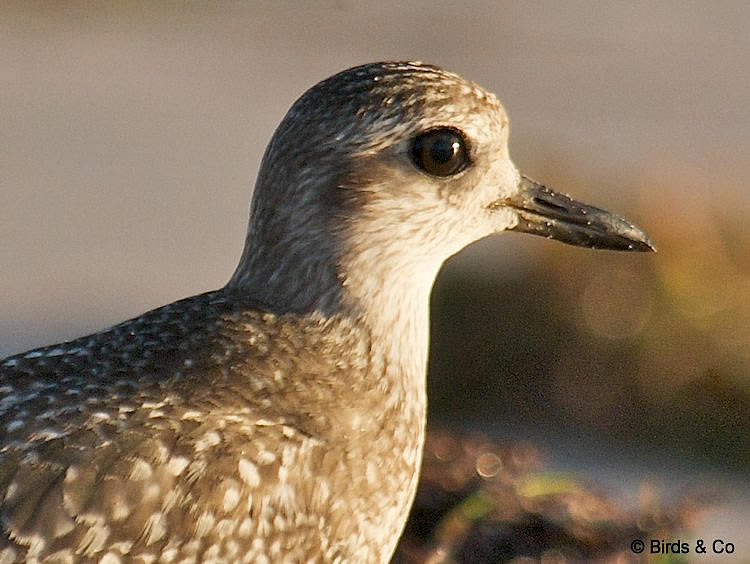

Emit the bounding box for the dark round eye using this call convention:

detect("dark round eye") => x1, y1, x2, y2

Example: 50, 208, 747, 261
410, 128, 469, 177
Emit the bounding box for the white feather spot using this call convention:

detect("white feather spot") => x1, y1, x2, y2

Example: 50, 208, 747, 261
129, 459, 153, 480
273, 514, 287, 532
143, 483, 161, 502
77, 523, 110, 556
225, 539, 239, 557
109, 541, 133, 554
161, 487, 182, 513
316, 479, 330, 502
238, 458, 260, 488
7, 420, 24, 432
141, 400, 166, 409
366, 461, 377, 484
160, 546, 178, 562
278, 465, 288, 482
143, 512, 167, 545
238, 517, 253, 537
257, 450, 277, 465
194, 511, 215, 538
194, 431, 221, 451
223, 488, 240, 512
30, 428, 62, 440
110, 496, 131, 521
215, 518, 235, 539
26, 534, 47, 557
270, 539, 281, 555
166, 455, 189, 476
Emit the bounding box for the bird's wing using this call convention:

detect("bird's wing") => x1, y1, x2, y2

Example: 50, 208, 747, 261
0, 293, 337, 561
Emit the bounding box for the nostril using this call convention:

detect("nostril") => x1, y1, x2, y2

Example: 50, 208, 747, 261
532, 197, 568, 215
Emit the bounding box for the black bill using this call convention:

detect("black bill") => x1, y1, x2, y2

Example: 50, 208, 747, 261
493, 176, 656, 252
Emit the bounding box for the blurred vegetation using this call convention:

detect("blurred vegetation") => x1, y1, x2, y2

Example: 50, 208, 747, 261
428, 161, 750, 473
395, 430, 706, 563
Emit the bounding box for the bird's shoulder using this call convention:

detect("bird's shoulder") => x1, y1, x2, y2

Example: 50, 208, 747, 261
0, 288, 367, 419
1, 289, 278, 386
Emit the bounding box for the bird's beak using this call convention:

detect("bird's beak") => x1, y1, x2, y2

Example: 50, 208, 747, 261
491, 176, 656, 252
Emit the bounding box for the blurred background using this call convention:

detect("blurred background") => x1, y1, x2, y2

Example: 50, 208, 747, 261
2, 2, 748, 561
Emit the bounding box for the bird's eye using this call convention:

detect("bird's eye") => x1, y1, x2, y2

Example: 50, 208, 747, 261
410, 128, 469, 177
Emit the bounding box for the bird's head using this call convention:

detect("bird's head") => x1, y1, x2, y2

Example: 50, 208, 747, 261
229, 62, 654, 318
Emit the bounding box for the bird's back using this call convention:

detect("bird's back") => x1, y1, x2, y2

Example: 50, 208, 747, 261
0, 290, 420, 562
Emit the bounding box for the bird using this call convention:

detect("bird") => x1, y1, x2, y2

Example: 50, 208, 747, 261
0, 61, 654, 563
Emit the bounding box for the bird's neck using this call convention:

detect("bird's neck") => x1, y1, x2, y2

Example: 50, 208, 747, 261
227, 179, 447, 399
229, 209, 438, 364
344, 253, 437, 383
229, 233, 439, 406
230, 240, 436, 374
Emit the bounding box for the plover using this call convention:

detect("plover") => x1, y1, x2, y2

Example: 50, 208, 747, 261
0, 62, 654, 563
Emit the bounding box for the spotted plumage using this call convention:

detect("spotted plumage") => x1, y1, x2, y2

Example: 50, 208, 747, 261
1, 62, 653, 563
